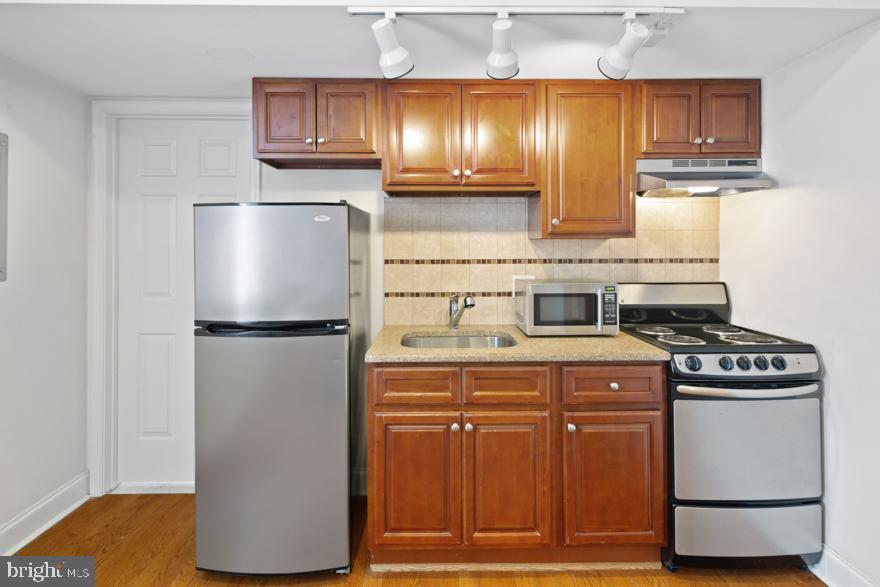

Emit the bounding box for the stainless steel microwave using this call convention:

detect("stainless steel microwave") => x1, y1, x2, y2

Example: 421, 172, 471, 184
514, 280, 619, 336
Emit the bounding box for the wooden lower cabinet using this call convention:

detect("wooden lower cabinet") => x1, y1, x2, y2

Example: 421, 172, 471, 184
367, 363, 667, 565
562, 411, 665, 545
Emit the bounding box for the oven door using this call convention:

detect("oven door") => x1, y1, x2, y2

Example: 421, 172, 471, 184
671, 381, 822, 502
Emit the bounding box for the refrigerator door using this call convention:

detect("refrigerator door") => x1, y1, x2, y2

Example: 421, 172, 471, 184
195, 329, 349, 574
194, 204, 349, 324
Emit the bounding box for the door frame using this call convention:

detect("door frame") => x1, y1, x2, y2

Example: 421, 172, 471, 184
87, 99, 260, 496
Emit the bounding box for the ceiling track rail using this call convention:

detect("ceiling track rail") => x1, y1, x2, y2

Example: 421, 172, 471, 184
348, 5, 685, 18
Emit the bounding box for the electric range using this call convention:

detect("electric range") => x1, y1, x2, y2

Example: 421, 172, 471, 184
618, 282, 823, 570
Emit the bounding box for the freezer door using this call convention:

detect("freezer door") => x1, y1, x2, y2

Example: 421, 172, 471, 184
673, 397, 821, 501
194, 204, 349, 323
195, 331, 349, 574
674, 504, 822, 557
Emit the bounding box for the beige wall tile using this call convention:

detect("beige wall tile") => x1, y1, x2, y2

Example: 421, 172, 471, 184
637, 230, 666, 258
609, 237, 637, 259
554, 263, 581, 280
384, 264, 413, 293
638, 262, 666, 282
554, 239, 581, 259
469, 233, 498, 259
666, 263, 694, 282
693, 230, 720, 257
666, 231, 693, 258
412, 264, 442, 292
610, 263, 638, 282
383, 231, 412, 259
582, 239, 610, 259
497, 297, 516, 325
692, 263, 720, 281
412, 231, 442, 259
442, 264, 469, 292
497, 203, 526, 258
412, 297, 446, 325
469, 201, 498, 231
692, 200, 720, 230
463, 296, 498, 325
384, 298, 413, 325
441, 201, 469, 259
384, 200, 412, 231
664, 201, 693, 230
497, 263, 526, 294
469, 264, 499, 292
523, 263, 553, 280
636, 200, 666, 230
412, 201, 441, 231
583, 264, 611, 281
526, 238, 554, 259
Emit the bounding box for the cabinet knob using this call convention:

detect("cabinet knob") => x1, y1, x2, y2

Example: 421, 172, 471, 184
567, 423, 576, 433
706, 136, 716, 144
317, 137, 326, 144
463, 169, 472, 178
452, 169, 461, 178
551, 218, 560, 226
450, 423, 460, 432
609, 382, 620, 392
304, 137, 314, 144
464, 423, 474, 432
693, 137, 703, 145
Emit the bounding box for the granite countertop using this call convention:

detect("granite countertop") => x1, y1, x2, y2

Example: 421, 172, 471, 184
365, 325, 671, 364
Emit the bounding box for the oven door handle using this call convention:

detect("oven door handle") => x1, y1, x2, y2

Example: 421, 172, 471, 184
676, 383, 819, 399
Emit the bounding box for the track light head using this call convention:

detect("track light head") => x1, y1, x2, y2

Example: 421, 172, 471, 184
371, 18, 414, 79
486, 18, 519, 80
598, 21, 652, 80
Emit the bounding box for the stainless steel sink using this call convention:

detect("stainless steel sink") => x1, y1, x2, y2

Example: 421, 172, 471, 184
400, 333, 517, 349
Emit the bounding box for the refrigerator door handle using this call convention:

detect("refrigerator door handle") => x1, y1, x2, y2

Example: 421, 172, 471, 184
196, 324, 349, 338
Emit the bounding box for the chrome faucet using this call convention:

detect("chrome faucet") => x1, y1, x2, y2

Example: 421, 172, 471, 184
449, 293, 476, 329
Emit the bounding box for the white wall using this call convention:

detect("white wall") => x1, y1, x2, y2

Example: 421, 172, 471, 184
720, 20, 880, 587
0, 55, 89, 552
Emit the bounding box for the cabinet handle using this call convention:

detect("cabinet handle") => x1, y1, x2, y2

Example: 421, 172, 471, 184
693, 136, 703, 144
706, 136, 716, 144
304, 137, 314, 144
317, 137, 326, 144
450, 423, 460, 432
609, 382, 620, 392
551, 218, 560, 226
463, 169, 472, 178
452, 169, 461, 178
567, 423, 576, 433
464, 423, 474, 432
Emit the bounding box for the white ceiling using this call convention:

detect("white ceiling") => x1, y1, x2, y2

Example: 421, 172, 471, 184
0, 3, 876, 97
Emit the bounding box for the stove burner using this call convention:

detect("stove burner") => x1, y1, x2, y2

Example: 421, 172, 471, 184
636, 326, 676, 335
658, 334, 707, 345
720, 333, 782, 345
702, 325, 743, 334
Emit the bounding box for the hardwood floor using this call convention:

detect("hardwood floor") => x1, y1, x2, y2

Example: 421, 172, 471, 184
19, 495, 824, 586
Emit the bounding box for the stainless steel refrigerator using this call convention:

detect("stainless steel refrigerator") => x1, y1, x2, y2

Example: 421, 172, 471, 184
193, 202, 368, 575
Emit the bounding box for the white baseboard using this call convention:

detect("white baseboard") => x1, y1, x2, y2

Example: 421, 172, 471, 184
0, 471, 90, 555
811, 545, 878, 587
112, 482, 194, 494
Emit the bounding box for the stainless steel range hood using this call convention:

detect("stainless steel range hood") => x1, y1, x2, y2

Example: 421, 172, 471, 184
636, 158, 774, 197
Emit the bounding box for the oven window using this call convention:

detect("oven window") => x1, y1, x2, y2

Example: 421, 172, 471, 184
533, 293, 597, 326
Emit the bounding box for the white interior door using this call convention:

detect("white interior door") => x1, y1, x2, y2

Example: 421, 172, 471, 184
117, 118, 251, 487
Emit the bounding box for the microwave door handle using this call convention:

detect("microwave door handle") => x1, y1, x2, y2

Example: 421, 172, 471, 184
676, 383, 819, 399
596, 289, 603, 330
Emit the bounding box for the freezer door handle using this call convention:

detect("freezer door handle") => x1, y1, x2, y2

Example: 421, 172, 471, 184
676, 383, 819, 399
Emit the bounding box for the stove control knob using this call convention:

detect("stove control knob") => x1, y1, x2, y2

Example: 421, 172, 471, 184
736, 355, 752, 370
754, 355, 770, 370
771, 355, 787, 370
719, 356, 734, 371
684, 355, 702, 372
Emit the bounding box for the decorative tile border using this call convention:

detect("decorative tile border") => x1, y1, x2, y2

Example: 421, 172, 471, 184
385, 257, 719, 265
386, 291, 515, 298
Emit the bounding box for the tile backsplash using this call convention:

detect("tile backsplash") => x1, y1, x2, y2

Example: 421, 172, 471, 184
384, 196, 720, 326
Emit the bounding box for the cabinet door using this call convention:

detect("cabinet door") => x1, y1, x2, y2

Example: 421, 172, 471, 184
640, 81, 701, 154
372, 413, 462, 546
253, 81, 316, 153
463, 412, 551, 546
385, 83, 462, 185
700, 80, 760, 155
461, 84, 537, 186
562, 411, 665, 545
546, 82, 635, 236
316, 82, 377, 154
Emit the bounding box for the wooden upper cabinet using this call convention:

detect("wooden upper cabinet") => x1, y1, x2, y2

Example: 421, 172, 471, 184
254, 81, 315, 153
700, 80, 760, 155
385, 83, 462, 186
545, 82, 635, 237
562, 411, 665, 545
640, 81, 701, 154
461, 84, 537, 186
371, 412, 462, 546
639, 79, 761, 157
463, 412, 551, 546
316, 82, 378, 154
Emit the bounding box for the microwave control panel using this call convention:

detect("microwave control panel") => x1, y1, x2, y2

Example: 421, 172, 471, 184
602, 289, 618, 325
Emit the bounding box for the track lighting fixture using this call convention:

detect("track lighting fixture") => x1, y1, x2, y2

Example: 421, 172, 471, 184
598, 20, 653, 80
371, 17, 414, 79
486, 18, 518, 80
